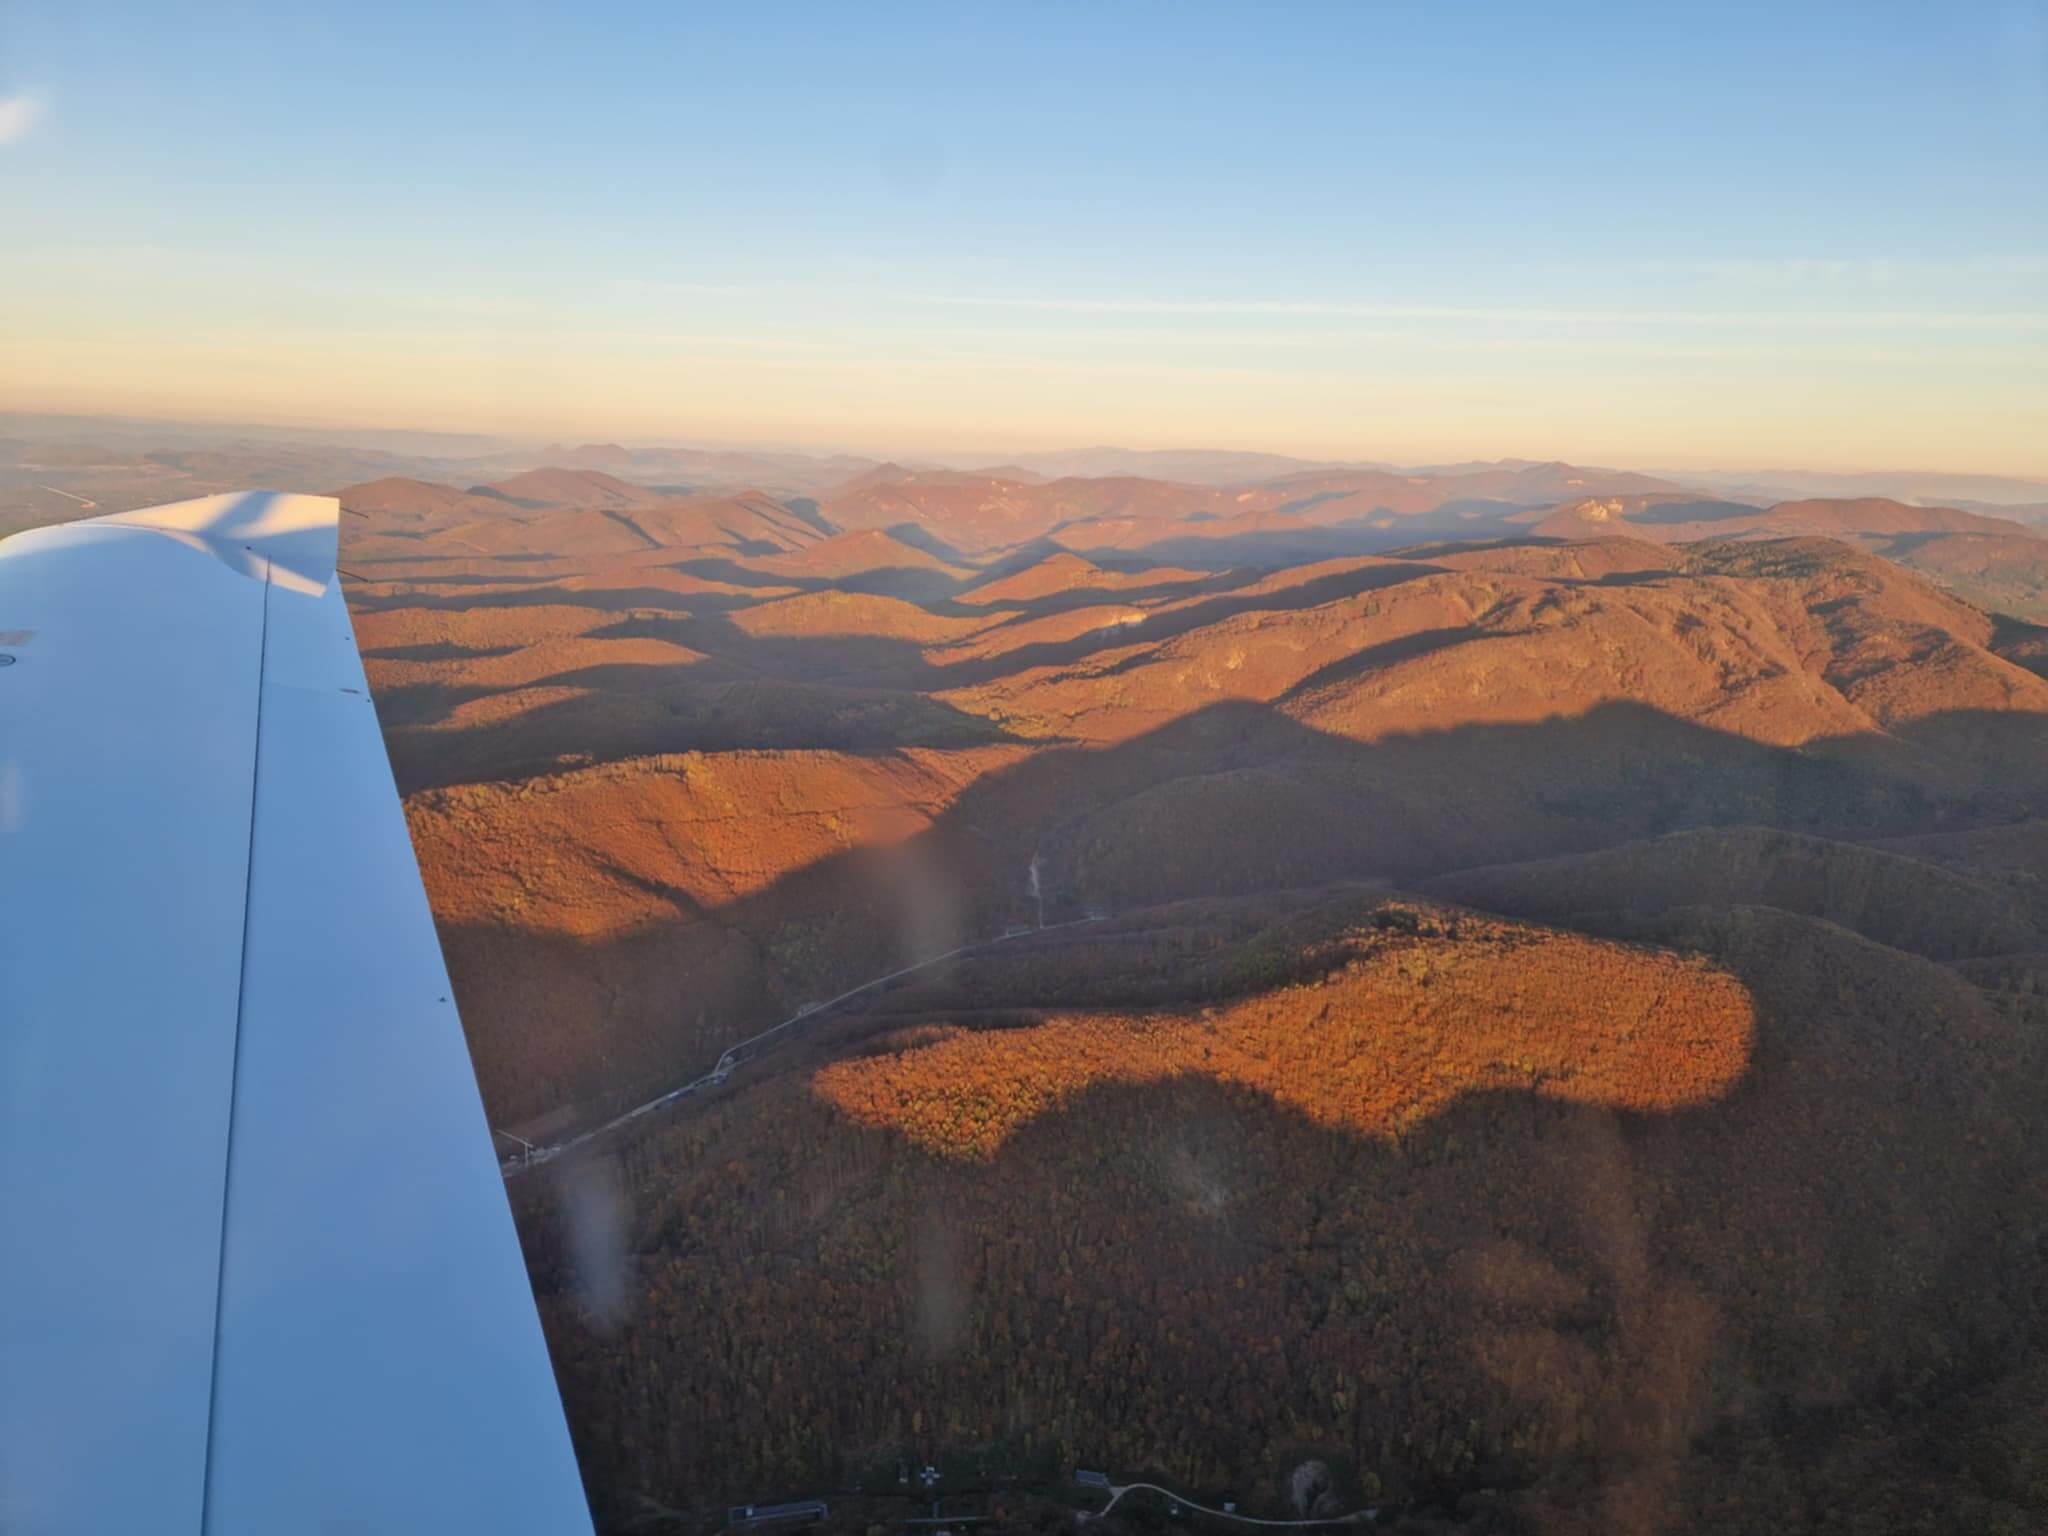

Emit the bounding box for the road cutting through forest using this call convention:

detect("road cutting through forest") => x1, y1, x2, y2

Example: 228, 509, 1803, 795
501, 911, 1106, 1178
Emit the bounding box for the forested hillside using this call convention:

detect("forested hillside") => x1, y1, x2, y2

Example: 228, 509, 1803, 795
337, 463, 2048, 1532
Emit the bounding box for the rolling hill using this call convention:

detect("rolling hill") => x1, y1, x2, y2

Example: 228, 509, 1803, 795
318, 454, 2048, 1532
1531, 493, 2036, 545
515, 890, 2047, 1533
469, 466, 665, 510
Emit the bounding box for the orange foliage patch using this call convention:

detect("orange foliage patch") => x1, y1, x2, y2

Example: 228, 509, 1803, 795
813, 918, 1755, 1159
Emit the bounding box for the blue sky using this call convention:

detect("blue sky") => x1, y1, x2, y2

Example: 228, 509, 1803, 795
2, 1, 2043, 471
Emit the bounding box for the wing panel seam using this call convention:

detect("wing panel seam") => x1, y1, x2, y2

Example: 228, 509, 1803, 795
196, 554, 273, 1535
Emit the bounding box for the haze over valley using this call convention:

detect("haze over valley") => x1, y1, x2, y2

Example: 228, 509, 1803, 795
9, 5, 2045, 1529
15, 411, 2042, 1530
358, 437, 2048, 1535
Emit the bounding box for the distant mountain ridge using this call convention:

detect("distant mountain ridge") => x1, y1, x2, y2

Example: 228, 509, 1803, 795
321, 447, 2048, 1532
332, 461, 2048, 624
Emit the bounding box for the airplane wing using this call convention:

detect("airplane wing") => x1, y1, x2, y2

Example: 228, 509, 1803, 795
0, 494, 593, 1535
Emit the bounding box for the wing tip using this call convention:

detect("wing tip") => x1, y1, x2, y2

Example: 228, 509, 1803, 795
97, 492, 342, 593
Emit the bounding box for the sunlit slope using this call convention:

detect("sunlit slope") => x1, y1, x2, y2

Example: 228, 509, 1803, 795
941, 539, 2047, 747
815, 900, 1755, 1158
408, 745, 1030, 1122
1426, 826, 2047, 962
350, 495, 2048, 1132
336, 469, 2048, 1530
515, 891, 2047, 1533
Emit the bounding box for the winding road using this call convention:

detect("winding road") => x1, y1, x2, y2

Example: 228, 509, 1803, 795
501, 911, 1393, 1529
1091, 1481, 1377, 1528
502, 912, 1105, 1178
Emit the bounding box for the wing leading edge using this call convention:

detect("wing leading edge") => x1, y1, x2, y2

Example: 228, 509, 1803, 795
0, 494, 592, 1535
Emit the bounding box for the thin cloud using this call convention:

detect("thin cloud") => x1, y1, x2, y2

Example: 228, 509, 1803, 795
916, 292, 2048, 331
1631, 254, 2048, 284
0, 93, 44, 146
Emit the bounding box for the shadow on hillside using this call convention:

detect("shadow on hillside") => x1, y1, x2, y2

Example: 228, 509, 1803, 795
382, 679, 1016, 793
1622, 499, 1768, 526
430, 693, 2048, 1131
366, 558, 1470, 773
1062, 524, 1401, 570
511, 879, 2046, 1520
350, 525, 1671, 641
876, 520, 973, 563
952, 571, 1238, 616
773, 497, 836, 536
1375, 534, 1569, 561
1992, 614, 2048, 678
1055, 505, 1569, 569
347, 576, 777, 616
373, 679, 522, 728
361, 640, 528, 663
367, 636, 735, 729
706, 558, 1451, 694
1275, 626, 1479, 704
672, 555, 968, 603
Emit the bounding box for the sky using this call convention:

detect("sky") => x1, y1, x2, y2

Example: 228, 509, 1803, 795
1, 1, 2044, 473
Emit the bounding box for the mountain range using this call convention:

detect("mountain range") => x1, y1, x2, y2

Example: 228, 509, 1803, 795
305, 452, 2048, 1532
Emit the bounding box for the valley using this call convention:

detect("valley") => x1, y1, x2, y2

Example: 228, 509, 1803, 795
302, 447, 2048, 1532
14, 8, 2046, 1532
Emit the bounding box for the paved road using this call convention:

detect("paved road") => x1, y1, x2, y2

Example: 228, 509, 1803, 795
503, 914, 1105, 1178
1093, 1481, 1377, 1528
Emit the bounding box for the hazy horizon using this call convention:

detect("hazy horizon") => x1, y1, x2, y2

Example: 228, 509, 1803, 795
7, 403, 2048, 494
5, 2, 2045, 475
7, 7, 2048, 1523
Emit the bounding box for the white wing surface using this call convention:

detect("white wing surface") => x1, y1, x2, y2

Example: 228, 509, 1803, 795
0, 493, 593, 1535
